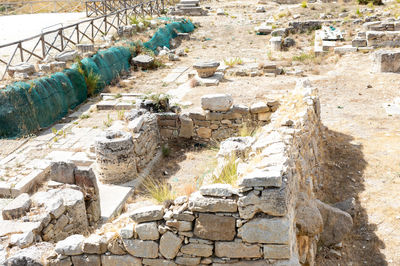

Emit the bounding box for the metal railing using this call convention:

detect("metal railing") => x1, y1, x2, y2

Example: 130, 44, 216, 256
86, 0, 140, 17
0, 0, 86, 15
0, 0, 166, 80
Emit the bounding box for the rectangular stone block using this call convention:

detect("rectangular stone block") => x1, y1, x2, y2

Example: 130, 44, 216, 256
238, 188, 288, 219
188, 192, 237, 213
372, 50, 400, 73
215, 242, 262, 258
122, 239, 158, 258
263, 244, 290, 259
238, 168, 282, 188
237, 217, 290, 244
194, 213, 236, 241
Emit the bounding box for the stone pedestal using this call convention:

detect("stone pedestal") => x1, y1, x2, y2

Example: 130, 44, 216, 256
270, 37, 282, 51
193, 61, 220, 78
95, 130, 137, 184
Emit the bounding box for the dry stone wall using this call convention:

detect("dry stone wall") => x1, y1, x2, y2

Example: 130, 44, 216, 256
2, 81, 354, 265
158, 94, 279, 142
29, 80, 340, 266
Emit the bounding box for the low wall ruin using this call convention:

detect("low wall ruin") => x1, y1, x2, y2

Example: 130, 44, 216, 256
2, 81, 353, 266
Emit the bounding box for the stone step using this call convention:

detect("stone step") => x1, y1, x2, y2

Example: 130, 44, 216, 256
180, 0, 199, 4
98, 183, 133, 222
177, 6, 203, 11
177, 3, 198, 7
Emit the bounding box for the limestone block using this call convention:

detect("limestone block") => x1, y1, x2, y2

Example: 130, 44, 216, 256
316, 200, 353, 246
119, 225, 134, 239
159, 231, 183, 259
135, 222, 160, 240
263, 244, 290, 259
143, 258, 177, 266
123, 239, 158, 258
45, 197, 65, 219
238, 189, 288, 219
237, 217, 289, 244
58, 188, 89, 233
175, 256, 201, 265
372, 50, 400, 73
238, 167, 283, 188
166, 220, 192, 231
71, 254, 101, 266
218, 137, 254, 159
215, 241, 262, 258
188, 192, 237, 212
250, 102, 270, 113
10, 231, 34, 248
270, 37, 282, 51
201, 94, 233, 111
83, 234, 108, 254
179, 114, 194, 138
50, 161, 76, 184
199, 183, 237, 197
180, 243, 213, 257
55, 234, 85, 255
196, 127, 212, 138
55, 50, 78, 62
130, 205, 164, 223
101, 254, 141, 266
2, 193, 31, 220
193, 213, 236, 241
8, 63, 36, 76
295, 193, 323, 236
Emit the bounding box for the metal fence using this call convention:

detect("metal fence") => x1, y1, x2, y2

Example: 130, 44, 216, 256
85, 0, 142, 17
0, 0, 86, 15
0, 0, 166, 80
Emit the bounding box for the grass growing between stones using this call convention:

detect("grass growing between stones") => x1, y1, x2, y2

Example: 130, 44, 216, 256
212, 155, 238, 185
143, 177, 175, 203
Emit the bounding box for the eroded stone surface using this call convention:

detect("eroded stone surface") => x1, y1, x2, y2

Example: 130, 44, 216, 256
215, 242, 262, 258
238, 217, 289, 244
130, 205, 164, 223
194, 213, 236, 241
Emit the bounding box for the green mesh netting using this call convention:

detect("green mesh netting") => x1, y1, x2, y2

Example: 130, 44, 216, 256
144, 19, 195, 52
0, 20, 193, 138
0, 70, 87, 138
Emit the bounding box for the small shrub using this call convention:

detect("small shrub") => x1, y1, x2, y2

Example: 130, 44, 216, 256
301, 1, 308, 8
212, 155, 238, 185
117, 110, 125, 120
103, 114, 113, 127
223, 57, 244, 68
239, 124, 256, 137
114, 93, 122, 99
85, 70, 101, 96
80, 114, 90, 119
143, 178, 175, 203
161, 144, 170, 157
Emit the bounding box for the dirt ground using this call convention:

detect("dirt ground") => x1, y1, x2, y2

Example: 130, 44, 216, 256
1, 0, 400, 264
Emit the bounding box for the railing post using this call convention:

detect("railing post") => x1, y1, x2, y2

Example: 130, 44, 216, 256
18, 43, 23, 62
59, 29, 64, 50
40, 35, 46, 58
76, 24, 80, 44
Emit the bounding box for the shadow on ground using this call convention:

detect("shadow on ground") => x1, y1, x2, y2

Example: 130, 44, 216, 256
315, 129, 387, 265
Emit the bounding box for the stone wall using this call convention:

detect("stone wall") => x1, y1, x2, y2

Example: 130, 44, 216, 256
1, 164, 100, 247
9, 80, 350, 266
157, 94, 279, 142
94, 110, 160, 184
366, 31, 400, 47
2, 80, 354, 265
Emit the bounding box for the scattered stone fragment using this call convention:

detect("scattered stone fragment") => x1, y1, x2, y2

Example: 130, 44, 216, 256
55, 234, 85, 256
316, 200, 353, 246
130, 205, 164, 223
2, 193, 31, 220
193, 61, 220, 78
201, 94, 233, 112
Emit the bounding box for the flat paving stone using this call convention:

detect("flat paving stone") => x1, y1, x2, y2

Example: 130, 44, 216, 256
99, 183, 133, 221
